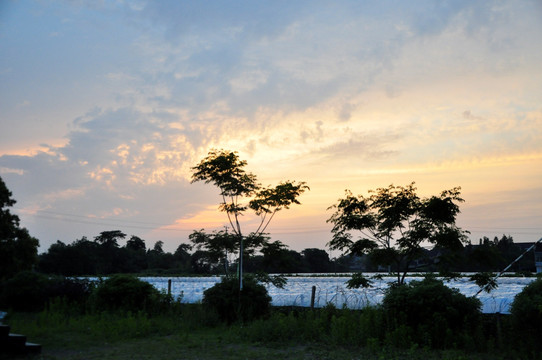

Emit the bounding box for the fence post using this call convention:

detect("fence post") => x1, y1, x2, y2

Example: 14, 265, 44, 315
310, 286, 316, 309
168, 279, 172, 295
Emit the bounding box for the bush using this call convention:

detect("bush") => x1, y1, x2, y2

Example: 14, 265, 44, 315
382, 276, 482, 349
90, 274, 167, 314
510, 278, 542, 351
202, 276, 271, 323
0, 271, 53, 311
0, 272, 97, 312
48, 277, 95, 306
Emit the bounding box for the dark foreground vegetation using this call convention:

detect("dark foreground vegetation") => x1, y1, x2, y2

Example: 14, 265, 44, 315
2, 161, 542, 359
1, 274, 541, 360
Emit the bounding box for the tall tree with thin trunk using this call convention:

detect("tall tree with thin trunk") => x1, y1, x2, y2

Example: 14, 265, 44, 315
191, 149, 309, 290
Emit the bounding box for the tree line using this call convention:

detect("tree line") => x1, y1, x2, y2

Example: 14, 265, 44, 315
34, 230, 535, 277
36, 230, 339, 276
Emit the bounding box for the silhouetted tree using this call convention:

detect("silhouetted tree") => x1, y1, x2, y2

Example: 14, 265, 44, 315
0, 176, 39, 279
191, 149, 309, 289
126, 235, 146, 251
189, 229, 238, 276
94, 230, 125, 247
328, 183, 469, 285
173, 243, 192, 273
302, 248, 333, 273
147, 241, 176, 270
153, 240, 164, 253
92, 230, 126, 273
38, 239, 98, 276
258, 240, 304, 273
122, 235, 148, 272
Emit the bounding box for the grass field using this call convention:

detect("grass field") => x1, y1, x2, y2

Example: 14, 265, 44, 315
3, 307, 504, 360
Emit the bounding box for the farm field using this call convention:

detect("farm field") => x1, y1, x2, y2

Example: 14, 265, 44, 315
143, 275, 537, 313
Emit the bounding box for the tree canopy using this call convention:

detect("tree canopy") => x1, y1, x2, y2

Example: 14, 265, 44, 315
0, 176, 39, 279
191, 149, 309, 289
327, 183, 469, 284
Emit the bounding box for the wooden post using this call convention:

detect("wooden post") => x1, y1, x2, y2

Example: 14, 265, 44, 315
168, 279, 172, 295
310, 286, 316, 309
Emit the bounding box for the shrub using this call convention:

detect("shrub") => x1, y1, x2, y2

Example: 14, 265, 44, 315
382, 276, 482, 349
0, 272, 98, 312
48, 277, 95, 305
509, 278, 542, 351
90, 274, 167, 314
202, 276, 271, 323
0, 271, 53, 311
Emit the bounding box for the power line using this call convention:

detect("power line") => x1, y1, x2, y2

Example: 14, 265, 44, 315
16, 209, 329, 235
16, 210, 194, 232
13, 208, 541, 237
467, 226, 542, 231
18, 209, 170, 226
466, 229, 542, 236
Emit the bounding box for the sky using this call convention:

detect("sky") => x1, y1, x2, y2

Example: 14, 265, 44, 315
1, 0, 541, 255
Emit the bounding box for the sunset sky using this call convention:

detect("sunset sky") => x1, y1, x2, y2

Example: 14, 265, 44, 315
1, 0, 541, 254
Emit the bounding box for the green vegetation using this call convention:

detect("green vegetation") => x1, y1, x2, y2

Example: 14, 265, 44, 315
90, 275, 172, 315
2, 168, 542, 359
1, 275, 541, 359
202, 276, 271, 324
382, 276, 482, 349
510, 278, 542, 353
2, 303, 538, 359
327, 183, 469, 285
0, 176, 39, 280
190, 149, 309, 289
0, 272, 93, 312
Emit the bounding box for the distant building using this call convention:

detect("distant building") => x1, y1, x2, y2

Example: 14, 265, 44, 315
535, 243, 542, 273
516, 241, 542, 273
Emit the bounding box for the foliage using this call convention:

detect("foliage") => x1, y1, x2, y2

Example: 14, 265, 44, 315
39, 238, 98, 275
189, 229, 242, 275
0, 271, 53, 311
256, 240, 305, 273
0, 176, 40, 280
0, 272, 94, 312
6, 300, 542, 359
510, 278, 542, 351
126, 235, 146, 251
251, 271, 287, 289
469, 272, 498, 293
7, 306, 492, 360
202, 276, 271, 324
39, 232, 193, 276
381, 276, 482, 348
90, 274, 170, 314
191, 149, 308, 287
327, 183, 469, 284
301, 248, 334, 272
345, 272, 373, 289
94, 230, 125, 247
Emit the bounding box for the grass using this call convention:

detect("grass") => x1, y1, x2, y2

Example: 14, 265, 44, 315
3, 305, 510, 360
3, 274, 541, 360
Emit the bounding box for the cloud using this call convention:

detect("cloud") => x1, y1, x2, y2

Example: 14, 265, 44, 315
462, 110, 485, 122
2, 0, 542, 251
0, 107, 223, 237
